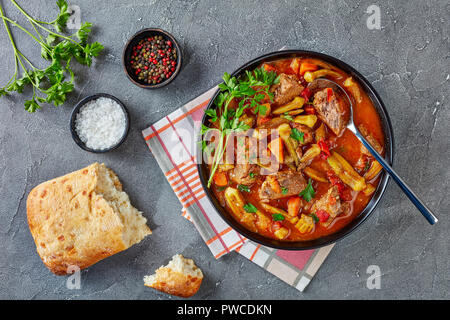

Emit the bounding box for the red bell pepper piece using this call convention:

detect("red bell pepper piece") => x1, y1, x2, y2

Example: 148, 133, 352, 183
326, 171, 352, 201
298, 75, 308, 87
300, 87, 312, 101
326, 88, 333, 102
263, 63, 277, 73
316, 209, 330, 223
318, 139, 331, 159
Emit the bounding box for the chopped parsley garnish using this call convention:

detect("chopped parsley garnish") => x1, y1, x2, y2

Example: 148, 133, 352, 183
363, 161, 371, 172
272, 213, 285, 221
199, 140, 207, 151
299, 179, 315, 202
290, 128, 304, 143
281, 113, 293, 121
254, 103, 267, 116
238, 184, 250, 193
243, 203, 258, 213
310, 213, 319, 224
205, 109, 218, 122
201, 124, 210, 134
249, 172, 256, 178
281, 187, 288, 195
216, 186, 227, 192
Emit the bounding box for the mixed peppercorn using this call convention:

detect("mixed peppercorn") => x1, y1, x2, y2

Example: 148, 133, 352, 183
129, 35, 178, 85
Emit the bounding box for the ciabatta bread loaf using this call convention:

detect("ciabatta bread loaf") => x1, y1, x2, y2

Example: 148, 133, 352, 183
27, 162, 151, 275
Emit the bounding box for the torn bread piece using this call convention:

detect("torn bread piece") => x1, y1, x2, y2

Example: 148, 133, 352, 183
144, 254, 203, 298
27, 162, 151, 275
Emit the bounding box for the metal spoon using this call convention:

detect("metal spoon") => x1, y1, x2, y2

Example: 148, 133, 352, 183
309, 78, 438, 225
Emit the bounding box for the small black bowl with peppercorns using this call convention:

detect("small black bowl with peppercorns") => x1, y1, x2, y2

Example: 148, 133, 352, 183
122, 28, 182, 88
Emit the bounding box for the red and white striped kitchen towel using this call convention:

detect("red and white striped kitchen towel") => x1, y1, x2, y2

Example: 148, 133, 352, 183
142, 86, 335, 292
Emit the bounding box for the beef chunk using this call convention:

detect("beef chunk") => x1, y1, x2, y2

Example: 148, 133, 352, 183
230, 163, 258, 185
311, 186, 342, 218
270, 73, 304, 106
311, 186, 348, 227
291, 123, 314, 145
313, 88, 347, 136
358, 124, 383, 155
259, 170, 307, 201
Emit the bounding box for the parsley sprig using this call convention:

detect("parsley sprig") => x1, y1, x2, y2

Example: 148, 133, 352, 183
243, 203, 258, 213
272, 213, 285, 221
310, 213, 319, 224
299, 179, 316, 202
0, 0, 103, 112
203, 67, 279, 187
290, 127, 304, 143
281, 113, 293, 121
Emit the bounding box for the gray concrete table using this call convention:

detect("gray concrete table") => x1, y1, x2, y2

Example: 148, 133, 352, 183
0, 0, 448, 299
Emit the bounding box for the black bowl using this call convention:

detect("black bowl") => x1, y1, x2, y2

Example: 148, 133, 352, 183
122, 28, 182, 89
70, 93, 130, 153
197, 50, 394, 250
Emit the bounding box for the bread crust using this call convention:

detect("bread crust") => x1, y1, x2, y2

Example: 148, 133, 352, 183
145, 268, 203, 298
27, 163, 150, 275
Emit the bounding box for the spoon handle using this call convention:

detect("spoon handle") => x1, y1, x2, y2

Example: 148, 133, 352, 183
352, 128, 438, 225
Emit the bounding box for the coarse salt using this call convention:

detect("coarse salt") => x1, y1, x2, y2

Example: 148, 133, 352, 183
75, 97, 126, 150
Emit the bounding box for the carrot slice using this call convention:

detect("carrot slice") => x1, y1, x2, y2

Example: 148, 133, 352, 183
318, 138, 331, 159
287, 196, 301, 217
213, 171, 228, 186
263, 63, 277, 72
299, 62, 318, 75
268, 137, 284, 163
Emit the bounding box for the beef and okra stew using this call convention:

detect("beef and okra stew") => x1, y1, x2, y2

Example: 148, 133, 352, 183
201, 57, 385, 241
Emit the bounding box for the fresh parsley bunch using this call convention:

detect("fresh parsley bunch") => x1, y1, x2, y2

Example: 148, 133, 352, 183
0, 0, 104, 112
202, 67, 279, 187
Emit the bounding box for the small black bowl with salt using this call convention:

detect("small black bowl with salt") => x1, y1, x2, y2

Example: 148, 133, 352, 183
70, 93, 130, 153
